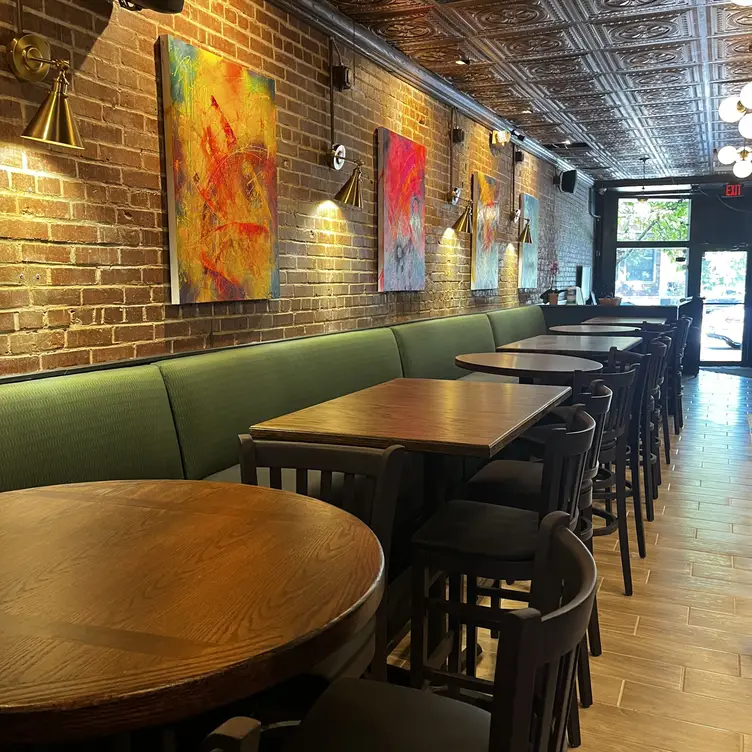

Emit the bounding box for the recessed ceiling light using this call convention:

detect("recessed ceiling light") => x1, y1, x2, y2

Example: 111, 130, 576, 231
455, 57, 471, 65
563, 139, 572, 145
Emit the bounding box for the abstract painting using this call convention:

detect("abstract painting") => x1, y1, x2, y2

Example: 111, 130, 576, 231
519, 192, 539, 289
377, 128, 426, 292
161, 35, 279, 304
471, 172, 501, 290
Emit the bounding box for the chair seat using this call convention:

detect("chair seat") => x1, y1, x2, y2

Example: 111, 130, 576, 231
284, 678, 490, 752
412, 499, 539, 561
465, 459, 543, 509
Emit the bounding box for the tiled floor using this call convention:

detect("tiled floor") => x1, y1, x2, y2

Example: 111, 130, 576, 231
394, 370, 752, 752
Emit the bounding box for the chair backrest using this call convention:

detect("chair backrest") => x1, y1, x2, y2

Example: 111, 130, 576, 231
238, 438, 405, 563
576, 381, 612, 482
538, 406, 596, 521
489, 512, 597, 752
673, 316, 692, 372
646, 337, 669, 403
578, 361, 638, 445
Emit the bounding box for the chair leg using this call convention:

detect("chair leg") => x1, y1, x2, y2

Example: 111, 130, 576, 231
672, 383, 681, 435
588, 590, 602, 657
490, 579, 501, 639
567, 691, 582, 748
447, 573, 462, 698
661, 399, 671, 464
410, 553, 428, 690
644, 426, 655, 522
578, 638, 593, 708
466, 575, 478, 678
616, 446, 634, 595
631, 446, 649, 542
623, 445, 645, 562
677, 388, 685, 432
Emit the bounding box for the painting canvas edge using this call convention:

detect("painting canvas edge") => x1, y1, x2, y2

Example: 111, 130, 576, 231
160, 35, 182, 305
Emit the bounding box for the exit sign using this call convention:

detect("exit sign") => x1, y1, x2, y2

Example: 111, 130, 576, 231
725, 183, 743, 198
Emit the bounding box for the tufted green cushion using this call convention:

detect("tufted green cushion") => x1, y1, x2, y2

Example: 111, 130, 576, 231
159, 329, 404, 480
391, 314, 496, 380
487, 306, 547, 347
0, 366, 184, 492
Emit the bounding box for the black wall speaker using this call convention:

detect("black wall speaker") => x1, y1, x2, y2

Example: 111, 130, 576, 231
559, 169, 578, 194
120, 0, 184, 13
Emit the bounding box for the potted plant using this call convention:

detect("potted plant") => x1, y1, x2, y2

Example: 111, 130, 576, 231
540, 260, 560, 305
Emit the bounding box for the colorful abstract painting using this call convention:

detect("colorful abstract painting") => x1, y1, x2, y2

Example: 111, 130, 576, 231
161, 36, 279, 304
471, 172, 501, 290
519, 192, 539, 289
377, 128, 426, 292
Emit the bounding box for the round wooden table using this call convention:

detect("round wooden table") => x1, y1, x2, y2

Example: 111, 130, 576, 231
455, 352, 603, 383
0, 480, 384, 744
549, 324, 639, 335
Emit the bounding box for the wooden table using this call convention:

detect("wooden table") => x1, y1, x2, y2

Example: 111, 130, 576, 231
584, 316, 668, 326
0, 480, 384, 744
497, 335, 642, 359
251, 378, 571, 459
550, 324, 639, 335
455, 352, 602, 383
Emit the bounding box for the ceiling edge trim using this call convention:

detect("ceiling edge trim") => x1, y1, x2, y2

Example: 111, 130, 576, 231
268, 0, 594, 186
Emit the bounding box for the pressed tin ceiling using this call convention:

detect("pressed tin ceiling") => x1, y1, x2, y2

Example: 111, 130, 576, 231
323, 0, 752, 181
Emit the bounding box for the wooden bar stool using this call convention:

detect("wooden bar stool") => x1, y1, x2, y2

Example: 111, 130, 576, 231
206, 513, 598, 752
408, 408, 594, 697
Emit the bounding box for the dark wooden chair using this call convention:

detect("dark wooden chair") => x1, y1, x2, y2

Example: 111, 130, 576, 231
667, 316, 692, 434
204, 512, 597, 752
643, 337, 671, 515
238, 436, 405, 681
580, 363, 640, 595
410, 407, 594, 698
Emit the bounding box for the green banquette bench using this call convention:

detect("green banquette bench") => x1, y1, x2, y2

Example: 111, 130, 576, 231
0, 305, 549, 493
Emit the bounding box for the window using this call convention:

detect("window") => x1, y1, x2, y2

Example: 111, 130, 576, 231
617, 198, 690, 243
616, 248, 687, 306
614, 196, 690, 304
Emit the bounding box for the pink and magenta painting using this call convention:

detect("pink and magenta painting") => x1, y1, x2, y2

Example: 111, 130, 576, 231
377, 128, 426, 292
161, 36, 279, 304
471, 172, 501, 290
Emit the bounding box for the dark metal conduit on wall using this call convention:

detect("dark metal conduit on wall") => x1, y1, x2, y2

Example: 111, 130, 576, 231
268, 0, 593, 184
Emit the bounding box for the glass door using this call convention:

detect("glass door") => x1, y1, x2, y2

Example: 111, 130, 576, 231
699, 250, 750, 364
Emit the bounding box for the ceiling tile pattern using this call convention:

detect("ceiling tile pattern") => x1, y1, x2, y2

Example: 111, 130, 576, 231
325, 0, 752, 180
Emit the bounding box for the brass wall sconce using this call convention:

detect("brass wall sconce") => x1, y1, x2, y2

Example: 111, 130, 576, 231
452, 202, 473, 234
6, 0, 83, 150
518, 218, 532, 244
327, 39, 363, 209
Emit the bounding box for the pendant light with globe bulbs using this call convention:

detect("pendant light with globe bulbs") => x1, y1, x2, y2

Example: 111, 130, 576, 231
717, 143, 752, 179
719, 82, 752, 140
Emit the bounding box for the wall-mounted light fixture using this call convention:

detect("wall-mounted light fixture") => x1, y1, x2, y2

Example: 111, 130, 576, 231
327, 38, 363, 209
518, 217, 532, 244
5, 2, 82, 149
446, 108, 472, 233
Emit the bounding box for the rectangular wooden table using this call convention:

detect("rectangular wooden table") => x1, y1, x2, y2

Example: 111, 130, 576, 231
252, 377, 571, 658
584, 316, 668, 326
497, 334, 642, 359
251, 377, 571, 459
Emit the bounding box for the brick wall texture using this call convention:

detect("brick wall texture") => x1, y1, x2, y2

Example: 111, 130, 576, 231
0, 0, 594, 376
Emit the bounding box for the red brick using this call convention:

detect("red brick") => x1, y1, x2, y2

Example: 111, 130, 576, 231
0, 311, 16, 332
41, 350, 91, 371
66, 327, 112, 347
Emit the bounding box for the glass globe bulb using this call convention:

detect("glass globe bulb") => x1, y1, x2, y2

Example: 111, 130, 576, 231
719, 95, 745, 123
739, 113, 752, 140
733, 159, 752, 179
741, 82, 752, 110
717, 145, 739, 165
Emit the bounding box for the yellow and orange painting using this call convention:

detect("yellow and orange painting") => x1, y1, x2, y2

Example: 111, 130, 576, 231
161, 36, 279, 304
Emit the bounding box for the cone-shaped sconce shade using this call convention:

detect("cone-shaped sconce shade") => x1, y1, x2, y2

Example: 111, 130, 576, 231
22, 70, 83, 150
452, 203, 473, 234
334, 164, 363, 208
518, 218, 532, 244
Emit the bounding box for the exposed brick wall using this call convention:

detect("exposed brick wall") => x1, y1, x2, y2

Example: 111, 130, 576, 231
0, 0, 594, 376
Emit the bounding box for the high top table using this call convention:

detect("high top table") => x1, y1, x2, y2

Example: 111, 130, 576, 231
584, 316, 668, 327
0, 480, 384, 744
455, 352, 602, 384
251, 378, 571, 459
497, 334, 643, 359
251, 378, 571, 652
549, 324, 639, 335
